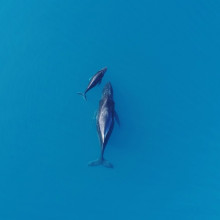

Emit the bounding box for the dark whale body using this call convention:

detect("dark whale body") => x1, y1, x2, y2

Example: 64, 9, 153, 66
88, 82, 120, 168
77, 67, 107, 101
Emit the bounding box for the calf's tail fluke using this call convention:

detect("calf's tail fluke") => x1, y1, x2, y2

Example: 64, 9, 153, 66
88, 157, 113, 168
76, 92, 87, 101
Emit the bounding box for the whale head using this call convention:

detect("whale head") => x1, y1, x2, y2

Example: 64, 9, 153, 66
101, 67, 107, 74
102, 82, 113, 99
98, 67, 107, 76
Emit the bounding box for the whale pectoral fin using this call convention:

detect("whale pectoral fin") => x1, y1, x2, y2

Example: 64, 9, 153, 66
114, 111, 120, 126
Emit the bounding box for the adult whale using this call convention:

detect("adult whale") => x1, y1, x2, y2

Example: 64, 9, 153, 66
77, 67, 107, 101
88, 82, 120, 168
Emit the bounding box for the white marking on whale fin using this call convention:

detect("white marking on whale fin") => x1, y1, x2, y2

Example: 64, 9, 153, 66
102, 115, 112, 142
99, 109, 111, 143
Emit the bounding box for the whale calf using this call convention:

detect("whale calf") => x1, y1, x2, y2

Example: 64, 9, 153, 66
88, 82, 120, 168
77, 67, 107, 101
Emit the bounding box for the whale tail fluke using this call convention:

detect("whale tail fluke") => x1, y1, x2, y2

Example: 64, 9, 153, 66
88, 158, 113, 168
76, 92, 87, 101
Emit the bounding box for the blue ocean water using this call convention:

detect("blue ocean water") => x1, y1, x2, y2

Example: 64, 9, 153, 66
0, 0, 220, 219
